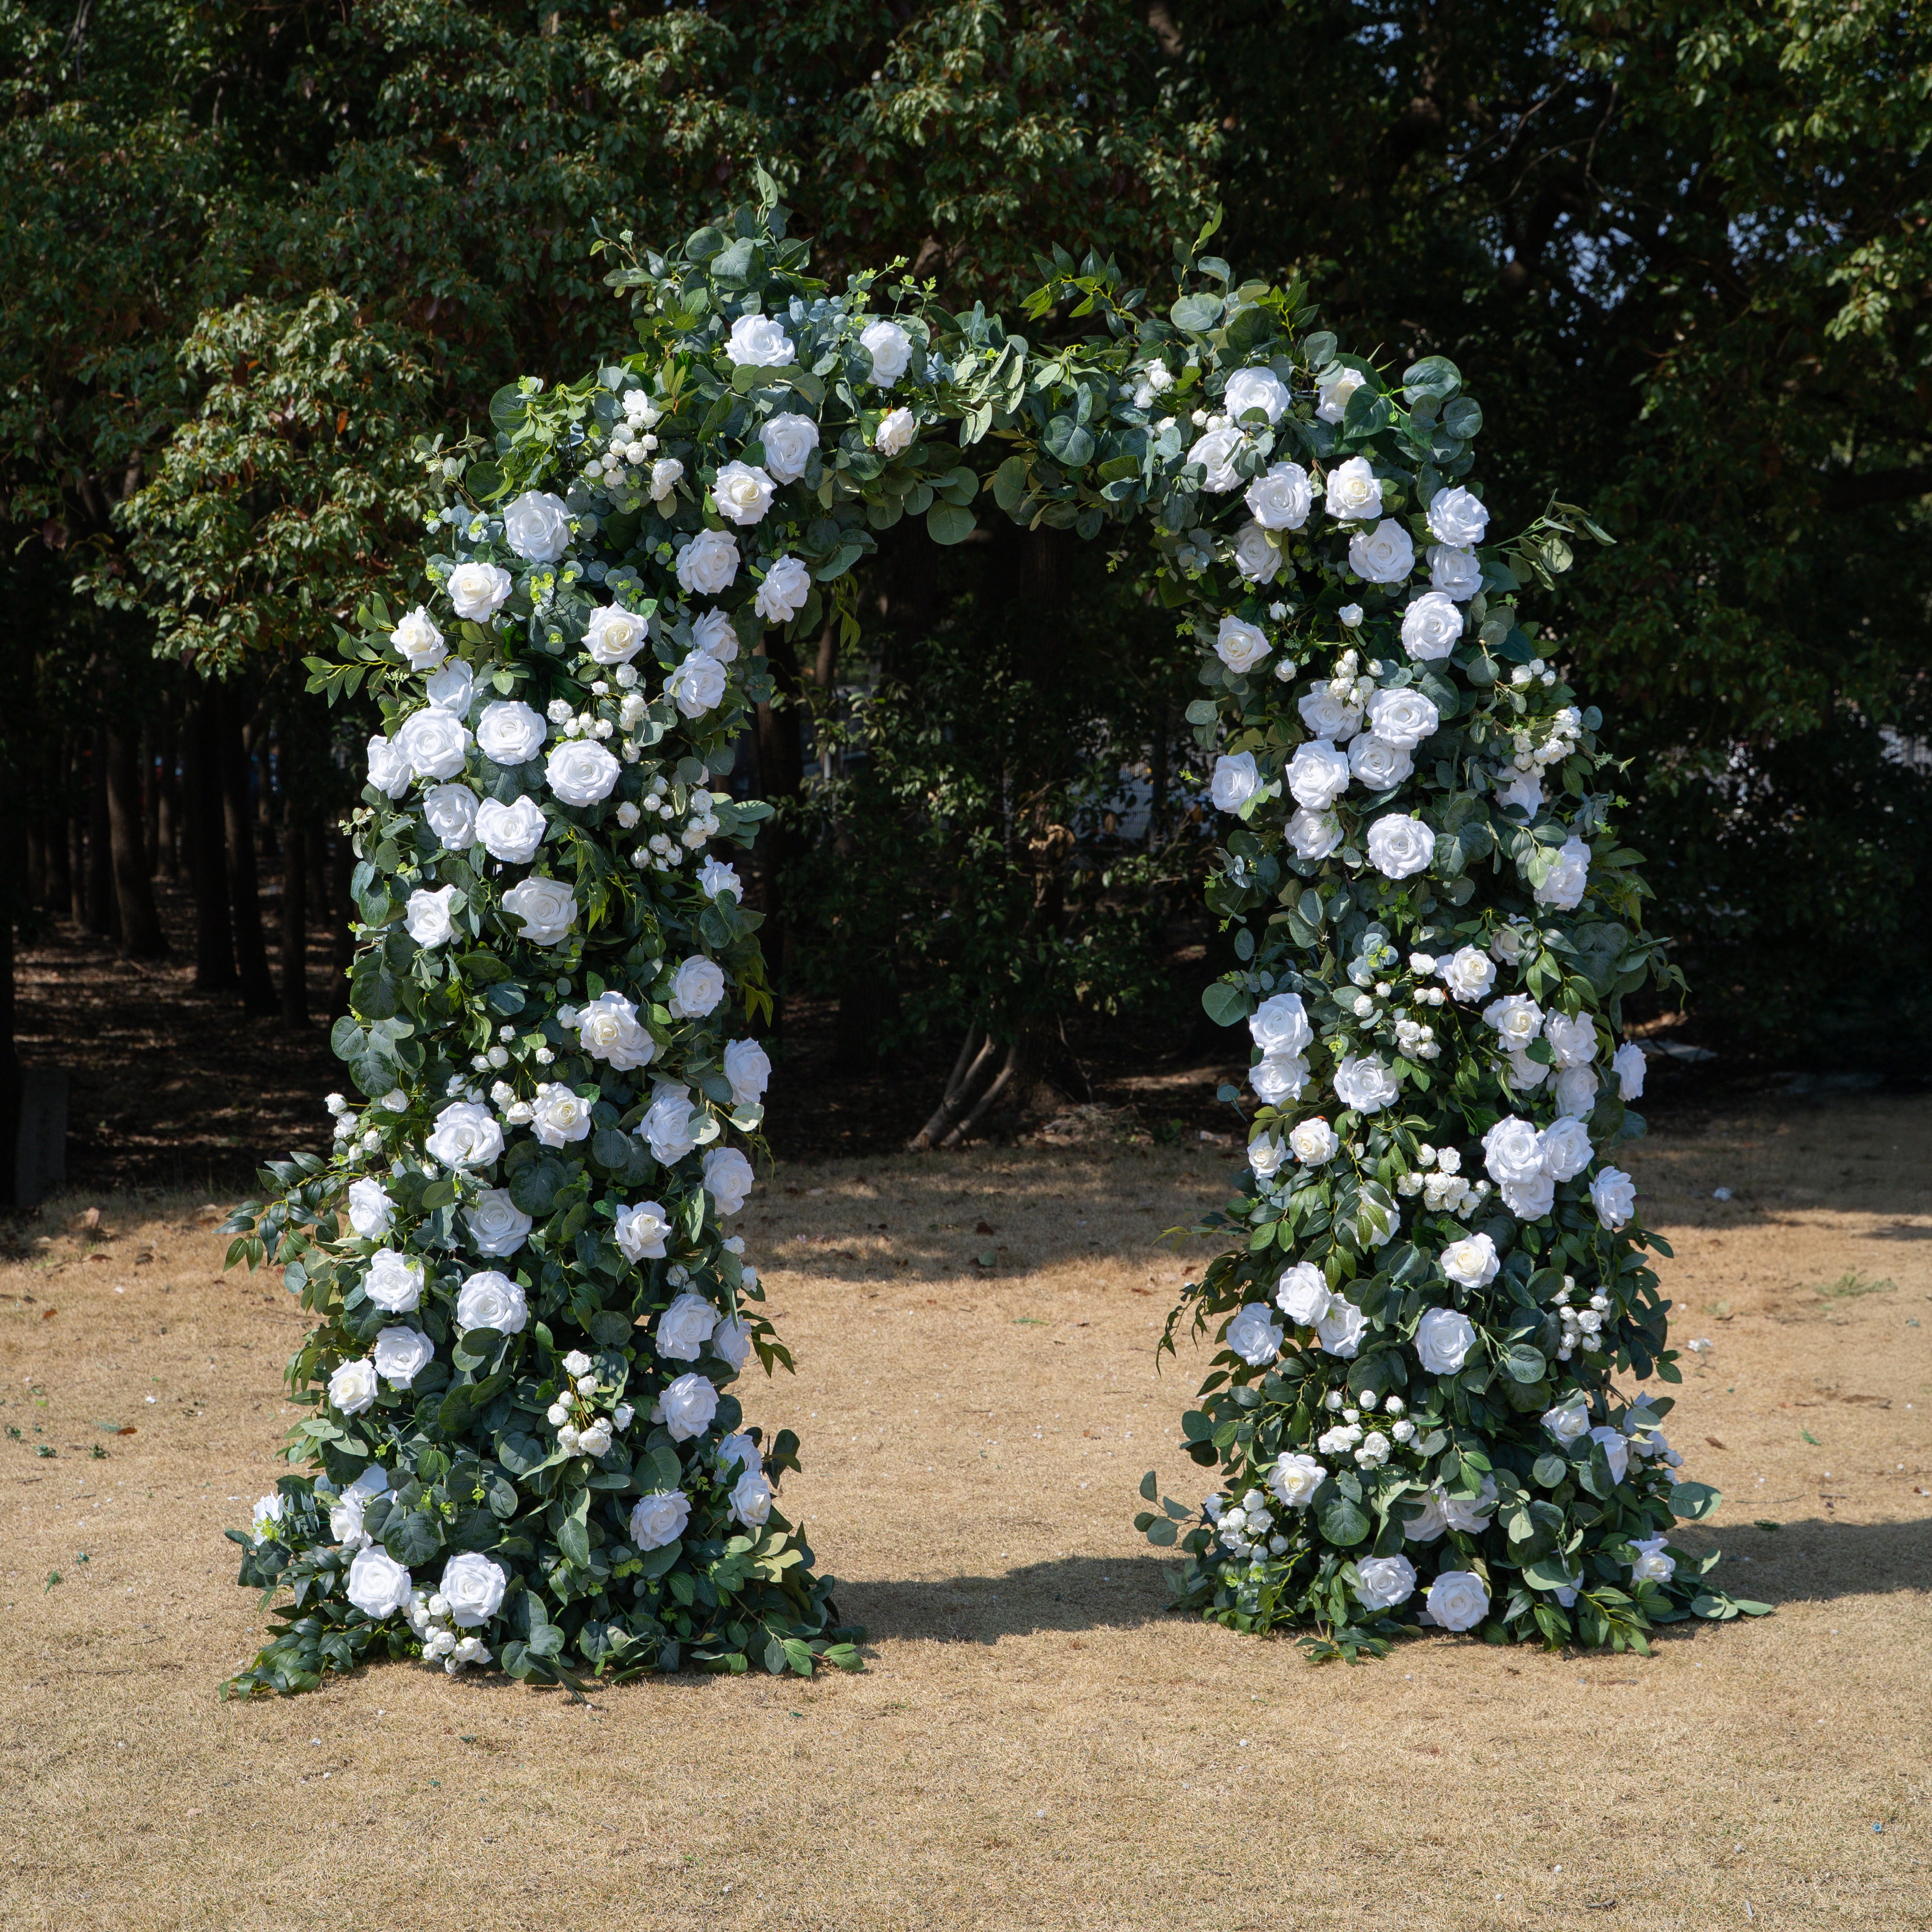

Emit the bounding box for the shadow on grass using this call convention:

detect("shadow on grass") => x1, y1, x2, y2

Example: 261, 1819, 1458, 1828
1678, 1513, 1932, 1606
840, 1552, 1179, 1644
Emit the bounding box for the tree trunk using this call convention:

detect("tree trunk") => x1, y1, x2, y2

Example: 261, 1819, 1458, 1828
752, 625, 811, 1031
42, 741, 71, 916
86, 728, 118, 942
155, 697, 181, 882
0, 818, 19, 1207
26, 827, 46, 909
139, 722, 160, 875
105, 720, 166, 958
218, 685, 279, 1015
182, 690, 238, 991
280, 788, 310, 1023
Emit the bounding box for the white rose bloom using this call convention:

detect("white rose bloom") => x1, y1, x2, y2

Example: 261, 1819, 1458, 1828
456, 1270, 528, 1335
1424, 1569, 1490, 1632
346, 1178, 395, 1240
703, 1145, 755, 1215
860, 318, 912, 386
1287, 808, 1343, 861
329, 1496, 370, 1551
649, 457, 685, 501
660, 1371, 720, 1441
500, 877, 577, 945
1275, 1262, 1332, 1327
1400, 1489, 1450, 1542
1250, 993, 1313, 1058
1415, 1306, 1477, 1375
1426, 485, 1490, 548
1316, 366, 1365, 423
1287, 738, 1351, 810
422, 783, 481, 852
528, 1082, 593, 1148
1482, 1116, 1545, 1185
1502, 1171, 1555, 1218
711, 1315, 753, 1372
1244, 461, 1312, 531
1365, 814, 1435, 880
576, 1418, 614, 1459
1247, 1131, 1289, 1180
502, 490, 572, 563
1629, 1534, 1676, 1584
474, 699, 547, 766
1553, 1064, 1600, 1119
465, 1188, 533, 1256
717, 1431, 762, 1476
405, 884, 459, 948
1210, 750, 1262, 815
1483, 994, 1545, 1050
1590, 1167, 1636, 1229
584, 603, 648, 665
629, 1490, 691, 1551
614, 1200, 672, 1262
1231, 519, 1282, 584
713, 459, 776, 526
1612, 1041, 1647, 1101
545, 737, 621, 808
723, 1037, 772, 1107
396, 707, 471, 781
691, 609, 739, 662
373, 1325, 435, 1387
440, 1551, 508, 1627
1297, 688, 1361, 740
1544, 1013, 1597, 1068
727, 313, 795, 367
1250, 1052, 1309, 1105
329, 1356, 380, 1416
1587, 1424, 1631, 1483
1440, 1232, 1500, 1289
1225, 1303, 1285, 1366
1354, 1553, 1417, 1612
1332, 1054, 1399, 1114
1538, 1116, 1594, 1182
1315, 1296, 1368, 1358
1366, 687, 1441, 750
1289, 1117, 1338, 1166
1490, 924, 1528, 965
363, 1250, 425, 1313
641, 1083, 698, 1164
346, 1546, 413, 1619
426, 1100, 504, 1170
447, 559, 512, 621
474, 796, 548, 865
1542, 1396, 1590, 1446
391, 604, 448, 671
755, 552, 814, 625
1427, 543, 1483, 601
1441, 946, 1496, 1001
759, 412, 819, 483
666, 651, 728, 719
1533, 836, 1592, 909
1268, 1452, 1327, 1509
1348, 518, 1416, 584
669, 954, 727, 1019
729, 1467, 775, 1528
1187, 425, 1245, 492
676, 527, 740, 596
656, 1291, 720, 1362
426, 658, 473, 712
1224, 366, 1290, 424
366, 734, 411, 799
1349, 736, 1415, 792
1399, 592, 1463, 662
1324, 455, 1383, 522
875, 407, 917, 457
1215, 614, 1271, 674
698, 857, 743, 899
577, 990, 654, 1071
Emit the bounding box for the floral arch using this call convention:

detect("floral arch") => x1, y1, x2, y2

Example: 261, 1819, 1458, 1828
224, 176, 1757, 1695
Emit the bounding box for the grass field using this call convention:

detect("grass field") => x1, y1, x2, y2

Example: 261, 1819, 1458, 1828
2, 1095, 1928, 1930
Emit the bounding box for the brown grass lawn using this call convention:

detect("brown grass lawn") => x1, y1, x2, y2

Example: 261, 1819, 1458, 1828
2, 1096, 1928, 1931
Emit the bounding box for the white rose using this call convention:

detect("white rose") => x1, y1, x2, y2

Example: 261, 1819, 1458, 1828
860, 319, 912, 386
1629, 1534, 1675, 1584
328, 1496, 369, 1550
474, 699, 548, 766
474, 796, 547, 864
614, 1200, 671, 1262
642, 1084, 698, 1164
1210, 751, 1261, 815
1275, 1262, 1332, 1327
1333, 1055, 1400, 1113
1287, 739, 1351, 810
447, 559, 512, 621
1223, 366, 1290, 424
1354, 1553, 1417, 1612
1250, 1053, 1309, 1105
1484, 995, 1545, 1050
500, 877, 577, 945
396, 707, 471, 781
666, 651, 727, 719
1287, 808, 1342, 861
576, 1418, 613, 1459
503, 490, 572, 562
456, 1270, 527, 1334
1268, 1452, 1327, 1509
1590, 1167, 1636, 1229
1366, 687, 1441, 750
584, 604, 648, 665
698, 857, 742, 900
1533, 836, 1592, 910
875, 407, 917, 457
1426, 485, 1490, 548
1427, 544, 1483, 601
755, 553, 813, 625
1349, 736, 1414, 792
440, 1551, 507, 1627
1365, 814, 1435, 880
1612, 1041, 1647, 1101
729, 1466, 775, 1527
426, 657, 473, 712
1315, 1297, 1367, 1358
713, 459, 776, 526
703, 1145, 754, 1215
656, 1291, 720, 1362
1316, 366, 1365, 424
1542, 1396, 1590, 1446
578, 991, 655, 1071
1503, 1172, 1555, 1218
1490, 924, 1528, 965
465, 1188, 533, 1256
1244, 461, 1312, 531
1289, 1117, 1338, 1165
366, 734, 411, 799
723, 1038, 772, 1107
670, 954, 727, 1019
1440, 1232, 1500, 1289
1415, 1306, 1477, 1374
711, 1315, 752, 1372
692, 609, 739, 662
1231, 520, 1281, 584
1400, 1490, 1450, 1542
727, 313, 794, 367
1250, 993, 1313, 1058
759, 412, 819, 484
1348, 518, 1416, 584
373, 1325, 435, 1387
529, 1082, 594, 1148
346, 1178, 395, 1240
629, 1490, 691, 1551
660, 1371, 719, 1441
1482, 1117, 1545, 1184
1297, 688, 1361, 740
1538, 1116, 1594, 1182
391, 605, 448, 671
363, 1250, 425, 1313
329, 1356, 379, 1415
676, 528, 740, 596
545, 737, 620, 808
1214, 614, 1271, 673
405, 884, 459, 948
1587, 1425, 1631, 1483
1225, 1303, 1285, 1366
1324, 455, 1382, 522
1554, 1065, 1600, 1119
1543, 1013, 1597, 1068
1441, 946, 1496, 1001
1424, 1569, 1490, 1632
649, 457, 685, 501
422, 783, 481, 851
1247, 1132, 1288, 1181
426, 1101, 504, 1169
1187, 425, 1245, 492
346, 1546, 413, 1619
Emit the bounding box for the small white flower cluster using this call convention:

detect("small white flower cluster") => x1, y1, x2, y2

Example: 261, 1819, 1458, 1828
406, 1589, 493, 1673
1207, 1487, 1290, 1560
1313, 1389, 1413, 1467
1550, 1275, 1609, 1361
1393, 1142, 1489, 1218
581, 391, 665, 490
545, 1348, 636, 1458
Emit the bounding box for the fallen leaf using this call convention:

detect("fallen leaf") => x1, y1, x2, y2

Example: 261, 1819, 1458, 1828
975, 1220, 997, 1235
42, 1308, 57, 1319
1705, 1435, 1727, 1449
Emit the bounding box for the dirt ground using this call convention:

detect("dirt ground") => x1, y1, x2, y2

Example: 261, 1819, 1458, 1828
1, 1095, 1927, 1931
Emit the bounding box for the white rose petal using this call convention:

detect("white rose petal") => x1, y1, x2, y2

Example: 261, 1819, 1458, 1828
1440, 1233, 1500, 1289
755, 553, 813, 625
703, 1145, 755, 1216
395, 707, 471, 781
1590, 1167, 1636, 1229
391, 605, 448, 672
1613, 1041, 1647, 1101
660, 1372, 720, 1442
713, 459, 776, 526
1244, 461, 1312, 531
669, 955, 727, 1019
1415, 1306, 1477, 1374
577, 990, 655, 1071
1250, 993, 1313, 1058
1297, 688, 1361, 740
1424, 1569, 1490, 1632
1426, 485, 1490, 549
439, 1551, 508, 1627
1365, 813, 1435, 880
1349, 736, 1414, 792
465, 1187, 534, 1257
474, 700, 548, 767
1365, 687, 1441, 750
860, 319, 912, 387
426, 1100, 504, 1170
404, 884, 460, 948
1324, 454, 1382, 522
1275, 1262, 1332, 1327
1332, 1055, 1400, 1114
1316, 367, 1366, 424
875, 407, 917, 457
373, 1325, 435, 1388
1210, 751, 1261, 815
474, 796, 548, 864
456, 1270, 528, 1335
503, 490, 572, 563
1287, 808, 1342, 861
545, 737, 621, 808
666, 651, 727, 719
584, 604, 648, 665
1532, 836, 1592, 910
346, 1546, 413, 1619
346, 1178, 395, 1240
422, 783, 481, 851
727, 313, 795, 367
1354, 1553, 1417, 1612
528, 1082, 594, 1148
366, 734, 411, 799
1287, 739, 1351, 811
329, 1357, 379, 1416
656, 1291, 720, 1362
724, 1038, 772, 1107
1225, 1303, 1285, 1366
1224, 366, 1290, 424
1427, 544, 1483, 601
447, 560, 512, 622
1187, 425, 1245, 492
676, 528, 740, 597
1347, 518, 1415, 584
614, 1201, 672, 1262
1314, 1296, 1368, 1358
629, 1490, 691, 1550
1215, 614, 1271, 674
759, 412, 819, 483
500, 877, 577, 946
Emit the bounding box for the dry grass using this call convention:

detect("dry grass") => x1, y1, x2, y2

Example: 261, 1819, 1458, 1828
1, 1099, 1928, 1930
